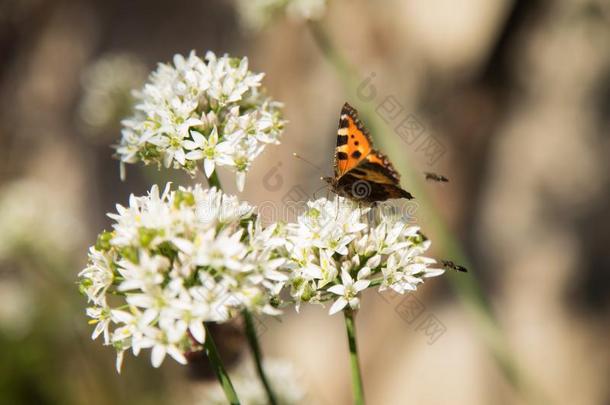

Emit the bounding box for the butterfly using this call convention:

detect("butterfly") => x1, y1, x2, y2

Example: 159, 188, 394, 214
323, 102, 413, 204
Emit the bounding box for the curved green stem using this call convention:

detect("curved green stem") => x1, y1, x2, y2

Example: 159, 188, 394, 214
203, 324, 241, 405
307, 19, 544, 404
344, 309, 365, 405
242, 310, 278, 405
207, 170, 222, 189
205, 172, 276, 404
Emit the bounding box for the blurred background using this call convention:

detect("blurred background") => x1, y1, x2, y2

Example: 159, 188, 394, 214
1, 0, 609, 404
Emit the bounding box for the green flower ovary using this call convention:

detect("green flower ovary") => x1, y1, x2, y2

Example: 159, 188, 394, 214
138, 227, 164, 247
173, 190, 195, 208
234, 156, 248, 171
95, 230, 114, 251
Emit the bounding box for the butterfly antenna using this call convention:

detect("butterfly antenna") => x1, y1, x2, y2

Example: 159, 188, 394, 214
292, 152, 324, 174
293, 152, 331, 200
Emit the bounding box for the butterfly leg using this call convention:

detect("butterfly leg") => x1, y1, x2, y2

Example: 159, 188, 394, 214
335, 196, 339, 220
371, 201, 378, 224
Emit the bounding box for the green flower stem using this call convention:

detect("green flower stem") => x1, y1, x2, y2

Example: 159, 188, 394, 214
202, 173, 240, 404
344, 309, 365, 405
308, 20, 543, 404
242, 310, 278, 405
207, 170, 222, 189
203, 323, 241, 405
205, 172, 276, 404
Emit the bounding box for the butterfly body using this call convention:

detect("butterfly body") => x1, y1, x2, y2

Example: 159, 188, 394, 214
324, 102, 413, 204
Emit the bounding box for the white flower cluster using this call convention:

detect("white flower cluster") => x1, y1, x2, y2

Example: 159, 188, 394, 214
78, 184, 287, 371
235, 0, 327, 30
280, 197, 444, 314
202, 359, 307, 405
116, 51, 285, 191
79, 184, 446, 370
79, 53, 147, 138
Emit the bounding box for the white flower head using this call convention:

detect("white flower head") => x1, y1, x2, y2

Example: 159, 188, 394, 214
78, 183, 288, 371
79, 53, 147, 139
279, 196, 444, 315
235, 0, 328, 30
116, 51, 286, 190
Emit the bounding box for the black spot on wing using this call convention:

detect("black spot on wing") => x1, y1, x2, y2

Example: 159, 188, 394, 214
340, 102, 374, 144
339, 117, 349, 128
352, 150, 362, 159
337, 135, 348, 146
337, 152, 348, 160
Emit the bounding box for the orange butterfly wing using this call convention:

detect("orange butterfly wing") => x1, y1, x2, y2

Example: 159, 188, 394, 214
334, 103, 373, 177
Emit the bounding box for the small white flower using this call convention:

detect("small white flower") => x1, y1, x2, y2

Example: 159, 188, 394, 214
116, 251, 169, 292
79, 248, 115, 305
148, 133, 189, 167
183, 127, 234, 177
148, 319, 189, 368
192, 228, 247, 271
86, 306, 112, 344
327, 270, 371, 315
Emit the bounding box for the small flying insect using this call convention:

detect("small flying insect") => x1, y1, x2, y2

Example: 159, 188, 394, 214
440, 260, 468, 273
424, 172, 449, 183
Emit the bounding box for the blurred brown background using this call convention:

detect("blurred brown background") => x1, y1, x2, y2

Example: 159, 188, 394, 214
1, 0, 609, 404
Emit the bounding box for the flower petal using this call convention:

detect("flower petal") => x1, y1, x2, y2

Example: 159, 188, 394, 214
236, 171, 246, 192
353, 279, 371, 292
204, 159, 215, 178
329, 297, 348, 315
185, 150, 204, 160
116, 351, 125, 374
327, 285, 346, 295
189, 321, 206, 343
151, 345, 166, 368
